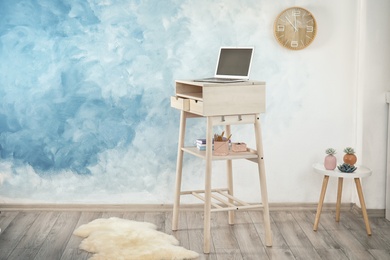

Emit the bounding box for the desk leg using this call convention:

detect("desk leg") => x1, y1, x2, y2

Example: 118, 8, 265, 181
172, 111, 187, 231
254, 116, 272, 247
314, 175, 329, 231
336, 177, 343, 222
354, 178, 372, 236
225, 124, 234, 225
203, 116, 213, 254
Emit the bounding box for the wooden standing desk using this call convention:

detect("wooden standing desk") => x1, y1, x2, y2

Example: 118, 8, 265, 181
170, 80, 272, 253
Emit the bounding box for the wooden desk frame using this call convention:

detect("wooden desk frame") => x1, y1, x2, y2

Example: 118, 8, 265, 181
171, 80, 272, 253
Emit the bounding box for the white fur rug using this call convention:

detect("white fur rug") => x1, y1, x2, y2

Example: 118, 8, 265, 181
73, 217, 199, 260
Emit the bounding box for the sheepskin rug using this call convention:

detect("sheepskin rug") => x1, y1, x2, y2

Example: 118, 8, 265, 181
73, 217, 199, 260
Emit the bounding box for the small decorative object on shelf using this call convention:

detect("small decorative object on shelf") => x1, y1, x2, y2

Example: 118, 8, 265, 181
324, 148, 337, 170
232, 142, 247, 152
213, 131, 232, 142
214, 141, 229, 155
343, 147, 357, 166
337, 163, 357, 173
213, 132, 231, 156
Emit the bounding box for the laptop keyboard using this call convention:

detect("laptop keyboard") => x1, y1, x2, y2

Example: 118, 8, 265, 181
194, 78, 245, 83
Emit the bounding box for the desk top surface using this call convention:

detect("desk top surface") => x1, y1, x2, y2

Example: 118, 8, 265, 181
176, 80, 265, 87
313, 163, 372, 178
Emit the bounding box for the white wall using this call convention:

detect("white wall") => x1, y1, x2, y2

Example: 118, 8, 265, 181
199, 0, 389, 209
356, 0, 390, 209
205, 0, 360, 205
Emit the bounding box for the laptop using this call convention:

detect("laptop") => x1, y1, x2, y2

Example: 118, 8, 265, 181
194, 47, 254, 83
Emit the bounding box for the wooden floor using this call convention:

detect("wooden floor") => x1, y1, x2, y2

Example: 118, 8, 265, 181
0, 209, 390, 260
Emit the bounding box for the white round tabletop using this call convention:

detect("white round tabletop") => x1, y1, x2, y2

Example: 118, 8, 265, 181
313, 163, 372, 178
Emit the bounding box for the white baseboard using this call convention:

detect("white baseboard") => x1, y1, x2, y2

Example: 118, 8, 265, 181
351, 203, 386, 217
0, 202, 384, 217
0, 202, 356, 212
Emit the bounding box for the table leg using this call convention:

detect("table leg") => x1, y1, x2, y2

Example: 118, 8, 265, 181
254, 116, 272, 247
314, 175, 329, 231
354, 178, 372, 236
172, 111, 187, 231
336, 177, 343, 222
203, 116, 213, 253
225, 124, 234, 225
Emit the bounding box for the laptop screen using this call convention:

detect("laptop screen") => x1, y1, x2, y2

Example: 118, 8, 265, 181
215, 47, 254, 79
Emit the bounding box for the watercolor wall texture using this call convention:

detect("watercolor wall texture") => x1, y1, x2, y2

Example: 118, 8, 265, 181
0, 0, 389, 208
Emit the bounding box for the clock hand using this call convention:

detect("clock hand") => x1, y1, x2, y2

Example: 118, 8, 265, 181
294, 14, 297, 32
285, 16, 298, 32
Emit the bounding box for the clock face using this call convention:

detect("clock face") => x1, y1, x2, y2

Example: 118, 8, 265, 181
274, 7, 317, 50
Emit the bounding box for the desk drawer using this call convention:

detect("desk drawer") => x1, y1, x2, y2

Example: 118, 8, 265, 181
190, 99, 203, 114
171, 96, 190, 111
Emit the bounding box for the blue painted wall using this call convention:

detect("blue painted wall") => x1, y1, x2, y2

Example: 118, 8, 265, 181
1, 0, 277, 203
0, 0, 194, 202
0, 0, 184, 174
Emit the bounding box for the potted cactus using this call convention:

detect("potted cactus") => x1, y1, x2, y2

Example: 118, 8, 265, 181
324, 148, 337, 170
343, 147, 357, 166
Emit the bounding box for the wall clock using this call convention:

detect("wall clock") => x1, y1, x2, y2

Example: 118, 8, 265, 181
274, 7, 317, 50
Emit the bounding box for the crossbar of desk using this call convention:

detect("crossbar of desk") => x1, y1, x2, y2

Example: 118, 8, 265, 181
181, 189, 263, 213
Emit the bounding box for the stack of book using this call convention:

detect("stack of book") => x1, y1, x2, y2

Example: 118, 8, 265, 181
195, 139, 207, 151
195, 138, 231, 151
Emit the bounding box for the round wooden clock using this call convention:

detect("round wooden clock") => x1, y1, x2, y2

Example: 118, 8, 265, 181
274, 7, 317, 50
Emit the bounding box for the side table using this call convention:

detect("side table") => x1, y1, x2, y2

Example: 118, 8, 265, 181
312, 163, 372, 235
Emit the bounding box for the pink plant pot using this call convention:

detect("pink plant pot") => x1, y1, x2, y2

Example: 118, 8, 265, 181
324, 155, 337, 170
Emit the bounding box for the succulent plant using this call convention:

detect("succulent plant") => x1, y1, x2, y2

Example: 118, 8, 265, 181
337, 163, 357, 173
325, 148, 336, 155
343, 147, 355, 154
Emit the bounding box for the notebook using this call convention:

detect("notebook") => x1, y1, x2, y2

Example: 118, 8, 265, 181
194, 47, 254, 83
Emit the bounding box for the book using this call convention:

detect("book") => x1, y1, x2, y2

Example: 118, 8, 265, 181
196, 138, 206, 144
195, 138, 231, 144
196, 143, 211, 151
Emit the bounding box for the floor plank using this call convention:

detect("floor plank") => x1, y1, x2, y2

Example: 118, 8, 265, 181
264, 247, 296, 260
368, 249, 390, 260
164, 211, 191, 251
211, 212, 243, 260
123, 211, 145, 222
186, 211, 218, 260
7, 211, 60, 260
33, 211, 81, 260
315, 248, 349, 260
232, 211, 269, 260
61, 211, 103, 260
248, 210, 289, 249
0, 211, 40, 259
0, 211, 18, 233
0, 209, 389, 260
292, 211, 341, 250
341, 211, 390, 250
319, 212, 376, 260
271, 211, 322, 259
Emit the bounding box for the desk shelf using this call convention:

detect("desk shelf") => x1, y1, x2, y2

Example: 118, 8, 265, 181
182, 146, 259, 161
